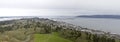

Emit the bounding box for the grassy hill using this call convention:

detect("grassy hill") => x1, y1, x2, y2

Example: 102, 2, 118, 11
34, 32, 73, 42
0, 18, 119, 42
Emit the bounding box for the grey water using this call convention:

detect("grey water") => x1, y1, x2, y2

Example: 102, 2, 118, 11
50, 17, 120, 34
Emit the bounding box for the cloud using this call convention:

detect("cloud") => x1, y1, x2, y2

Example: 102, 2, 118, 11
0, 0, 120, 16
0, 8, 79, 16
0, 0, 78, 9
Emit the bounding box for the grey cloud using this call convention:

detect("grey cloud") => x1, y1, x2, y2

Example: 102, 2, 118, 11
0, 0, 120, 16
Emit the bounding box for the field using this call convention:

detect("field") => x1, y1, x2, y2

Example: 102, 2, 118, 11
34, 32, 73, 42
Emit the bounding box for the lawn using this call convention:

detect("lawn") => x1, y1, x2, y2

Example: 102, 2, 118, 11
34, 32, 73, 42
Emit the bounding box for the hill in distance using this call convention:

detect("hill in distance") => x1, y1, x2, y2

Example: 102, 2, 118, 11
77, 15, 120, 19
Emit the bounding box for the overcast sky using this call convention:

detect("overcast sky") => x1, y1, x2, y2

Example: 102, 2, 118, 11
0, 0, 120, 16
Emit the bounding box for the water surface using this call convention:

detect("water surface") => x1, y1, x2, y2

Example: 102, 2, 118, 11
51, 17, 120, 34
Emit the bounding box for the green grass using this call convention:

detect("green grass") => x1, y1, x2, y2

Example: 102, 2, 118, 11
34, 32, 73, 42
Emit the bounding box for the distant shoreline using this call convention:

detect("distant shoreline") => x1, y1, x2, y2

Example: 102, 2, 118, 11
77, 15, 120, 19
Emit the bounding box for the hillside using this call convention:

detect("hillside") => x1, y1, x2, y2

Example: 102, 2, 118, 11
77, 15, 120, 19
0, 18, 119, 42
34, 32, 72, 42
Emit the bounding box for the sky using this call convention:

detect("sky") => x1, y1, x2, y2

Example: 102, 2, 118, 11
0, 0, 120, 16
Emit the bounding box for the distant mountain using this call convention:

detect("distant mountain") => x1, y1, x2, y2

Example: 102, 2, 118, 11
77, 15, 120, 19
